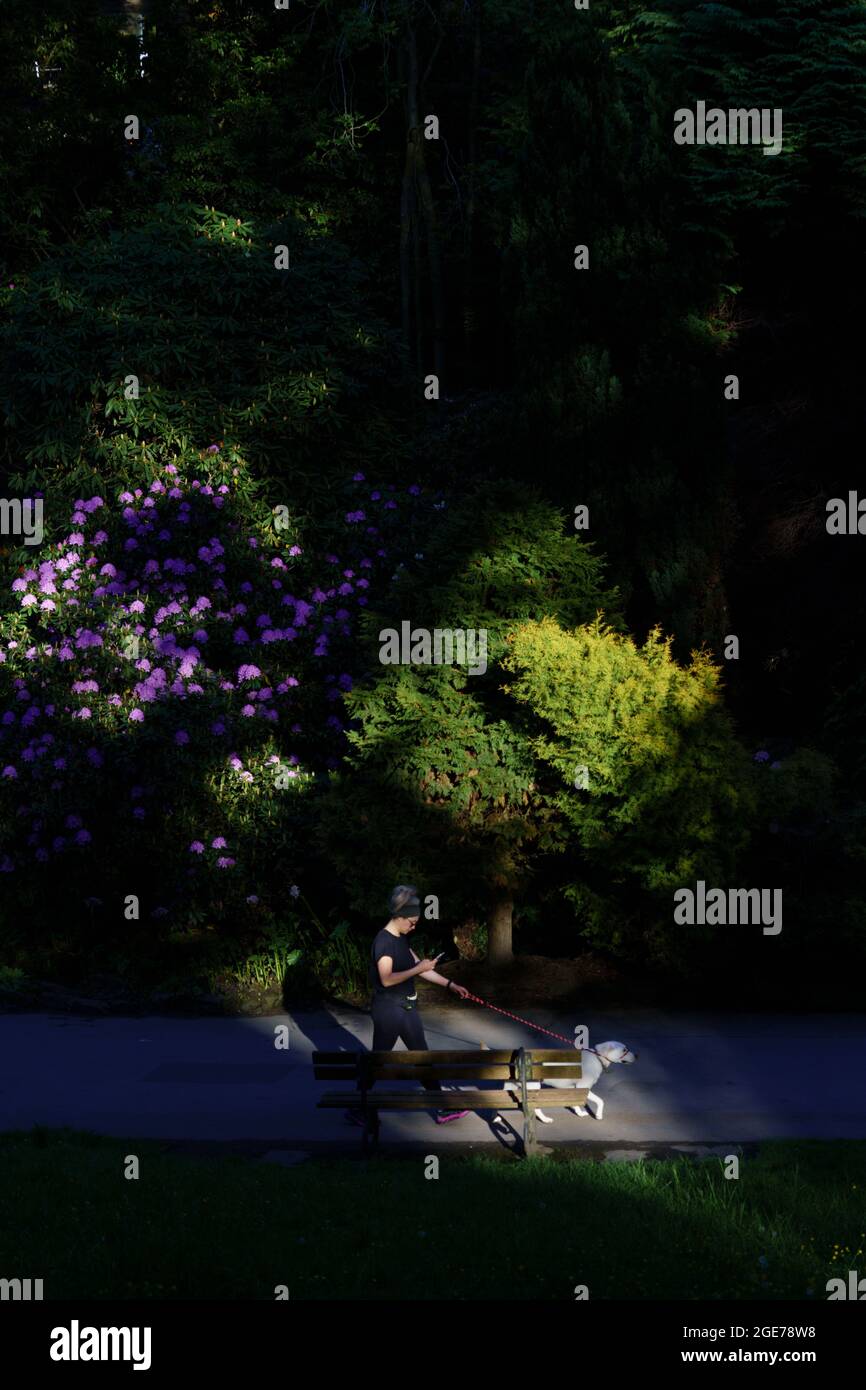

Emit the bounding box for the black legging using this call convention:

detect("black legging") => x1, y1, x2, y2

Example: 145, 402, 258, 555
366, 994, 441, 1093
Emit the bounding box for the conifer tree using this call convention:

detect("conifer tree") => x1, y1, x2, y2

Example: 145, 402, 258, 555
317, 480, 620, 964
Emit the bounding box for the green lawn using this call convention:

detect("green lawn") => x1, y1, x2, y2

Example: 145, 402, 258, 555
0, 1130, 862, 1299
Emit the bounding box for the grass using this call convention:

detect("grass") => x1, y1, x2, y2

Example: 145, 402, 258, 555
0, 1130, 862, 1299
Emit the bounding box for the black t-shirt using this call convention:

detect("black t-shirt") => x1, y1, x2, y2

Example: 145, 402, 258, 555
369, 927, 416, 1000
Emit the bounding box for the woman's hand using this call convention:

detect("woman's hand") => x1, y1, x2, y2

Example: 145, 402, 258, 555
415, 956, 442, 974
448, 983, 470, 999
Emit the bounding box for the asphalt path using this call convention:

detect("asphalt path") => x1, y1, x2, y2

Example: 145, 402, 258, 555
2, 1005, 864, 1148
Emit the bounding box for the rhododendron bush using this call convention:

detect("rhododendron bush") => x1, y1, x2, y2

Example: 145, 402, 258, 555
0, 465, 439, 944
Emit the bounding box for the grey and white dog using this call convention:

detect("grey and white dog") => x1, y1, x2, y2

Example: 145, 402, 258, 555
497, 1040, 637, 1124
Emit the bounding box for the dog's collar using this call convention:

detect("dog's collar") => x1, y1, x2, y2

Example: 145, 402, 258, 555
585, 1048, 616, 1069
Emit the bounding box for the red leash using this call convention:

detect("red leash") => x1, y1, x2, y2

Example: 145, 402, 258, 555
461, 989, 608, 1058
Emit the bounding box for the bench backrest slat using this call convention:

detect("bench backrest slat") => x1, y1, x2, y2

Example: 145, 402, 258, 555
313, 1048, 578, 1064
313, 1049, 519, 1065
312, 1049, 581, 1082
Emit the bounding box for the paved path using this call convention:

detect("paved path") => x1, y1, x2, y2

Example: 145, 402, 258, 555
2, 1006, 865, 1147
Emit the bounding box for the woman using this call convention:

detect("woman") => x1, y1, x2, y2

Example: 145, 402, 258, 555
346, 885, 471, 1127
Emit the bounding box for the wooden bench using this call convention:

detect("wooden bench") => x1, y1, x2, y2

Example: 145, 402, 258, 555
313, 1048, 588, 1156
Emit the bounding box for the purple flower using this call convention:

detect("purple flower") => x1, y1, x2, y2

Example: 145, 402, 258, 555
189, 841, 205, 854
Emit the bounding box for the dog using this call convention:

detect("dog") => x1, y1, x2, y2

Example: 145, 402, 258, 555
495, 1040, 636, 1125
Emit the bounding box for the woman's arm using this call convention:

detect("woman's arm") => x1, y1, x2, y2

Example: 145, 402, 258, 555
410, 948, 443, 983
410, 950, 470, 997
377, 954, 435, 988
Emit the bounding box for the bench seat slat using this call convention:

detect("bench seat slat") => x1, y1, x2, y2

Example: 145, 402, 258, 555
316, 1065, 516, 1081
317, 1089, 590, 1110
314, 1064, 583, 1082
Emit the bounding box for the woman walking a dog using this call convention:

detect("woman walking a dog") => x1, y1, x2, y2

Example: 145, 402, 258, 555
346, 885, 471, 1127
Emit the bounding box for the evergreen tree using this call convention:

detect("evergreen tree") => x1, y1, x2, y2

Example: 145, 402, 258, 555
317, 480, 621, 963
504, 2, 733, 652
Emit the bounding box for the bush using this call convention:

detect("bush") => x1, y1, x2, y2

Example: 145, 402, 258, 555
0, 464, 444, 956
1, 202, 404, 502
502, 617, 757, 969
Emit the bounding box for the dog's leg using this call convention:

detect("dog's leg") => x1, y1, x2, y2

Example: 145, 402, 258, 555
536, 1108, 553, 1124
571, 1104, 588, 1116
586, 1090, 604, 1120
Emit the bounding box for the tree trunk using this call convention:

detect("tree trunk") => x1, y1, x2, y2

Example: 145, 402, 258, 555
464, 0, 482, 376
487, 893, 513, 966
404, 8, 446, 384
399, 140, 416, 367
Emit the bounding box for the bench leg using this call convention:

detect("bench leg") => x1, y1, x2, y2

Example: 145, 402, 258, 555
523, 1107, 538, 1158
518, 1048, 538, 1158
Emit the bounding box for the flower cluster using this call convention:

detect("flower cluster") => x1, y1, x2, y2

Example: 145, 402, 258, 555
0, 467, 438, 896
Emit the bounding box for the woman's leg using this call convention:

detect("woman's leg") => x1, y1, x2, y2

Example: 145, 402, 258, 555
362, 998, 402, 1093
396, 1009, 441, 1093
371, 1001, 402, 1053
346, 997, 408, 1123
